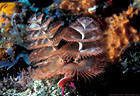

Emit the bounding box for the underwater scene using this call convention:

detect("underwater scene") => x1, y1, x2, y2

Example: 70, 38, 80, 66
0, 0, 140, 96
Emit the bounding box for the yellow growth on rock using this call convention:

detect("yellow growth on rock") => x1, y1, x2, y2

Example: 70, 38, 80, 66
0, 3, 19, 32
105, 7, 140, 61
0, 48, 6, 60
0, 43, 13, 60
0, 3, 19, 59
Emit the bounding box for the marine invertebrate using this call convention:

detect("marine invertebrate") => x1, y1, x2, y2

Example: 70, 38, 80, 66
0, 3, 21, 54
0, 2, 34, 50
27, 14, 106, 87
0, 43, 13, 61
0, 3, 20, 31
59, 0, 114, 15
59, 0, 97, 14
105, 7, 139, 61
0, 48, 7, 60
27, 6, 140, 95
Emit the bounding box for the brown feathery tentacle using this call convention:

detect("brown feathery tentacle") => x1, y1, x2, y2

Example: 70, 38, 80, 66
31, 56, 64, 80
27, 19, 63, 41
35, 13, 44, 24
27, 30, 47, 40
26, 23, 41, 31
28, 13, 44, 24
41, 17, 53, 31
28, 47, 55, 63
28, 38, 53, 49
79, 71, 87, 83
56, 42, 104, 61
84, 71, 94, 79
46, 21, 64, 39
62, 27, 102, 42
82, 71, 91, 82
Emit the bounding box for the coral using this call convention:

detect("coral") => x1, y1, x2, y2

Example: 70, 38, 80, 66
59, 0, 97, 15
0, 3, 20, 49
105, 7, 140, 61
0, 2, 34, 61
0, 3, 21, 58
0, 3, 20, 31
0, 77, 75, 96
0, 48, 7, 60
0, 43, 13, 61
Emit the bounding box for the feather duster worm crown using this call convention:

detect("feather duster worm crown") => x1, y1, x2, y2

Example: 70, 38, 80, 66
27, 7, 140, 87
27, 14, 106, 84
